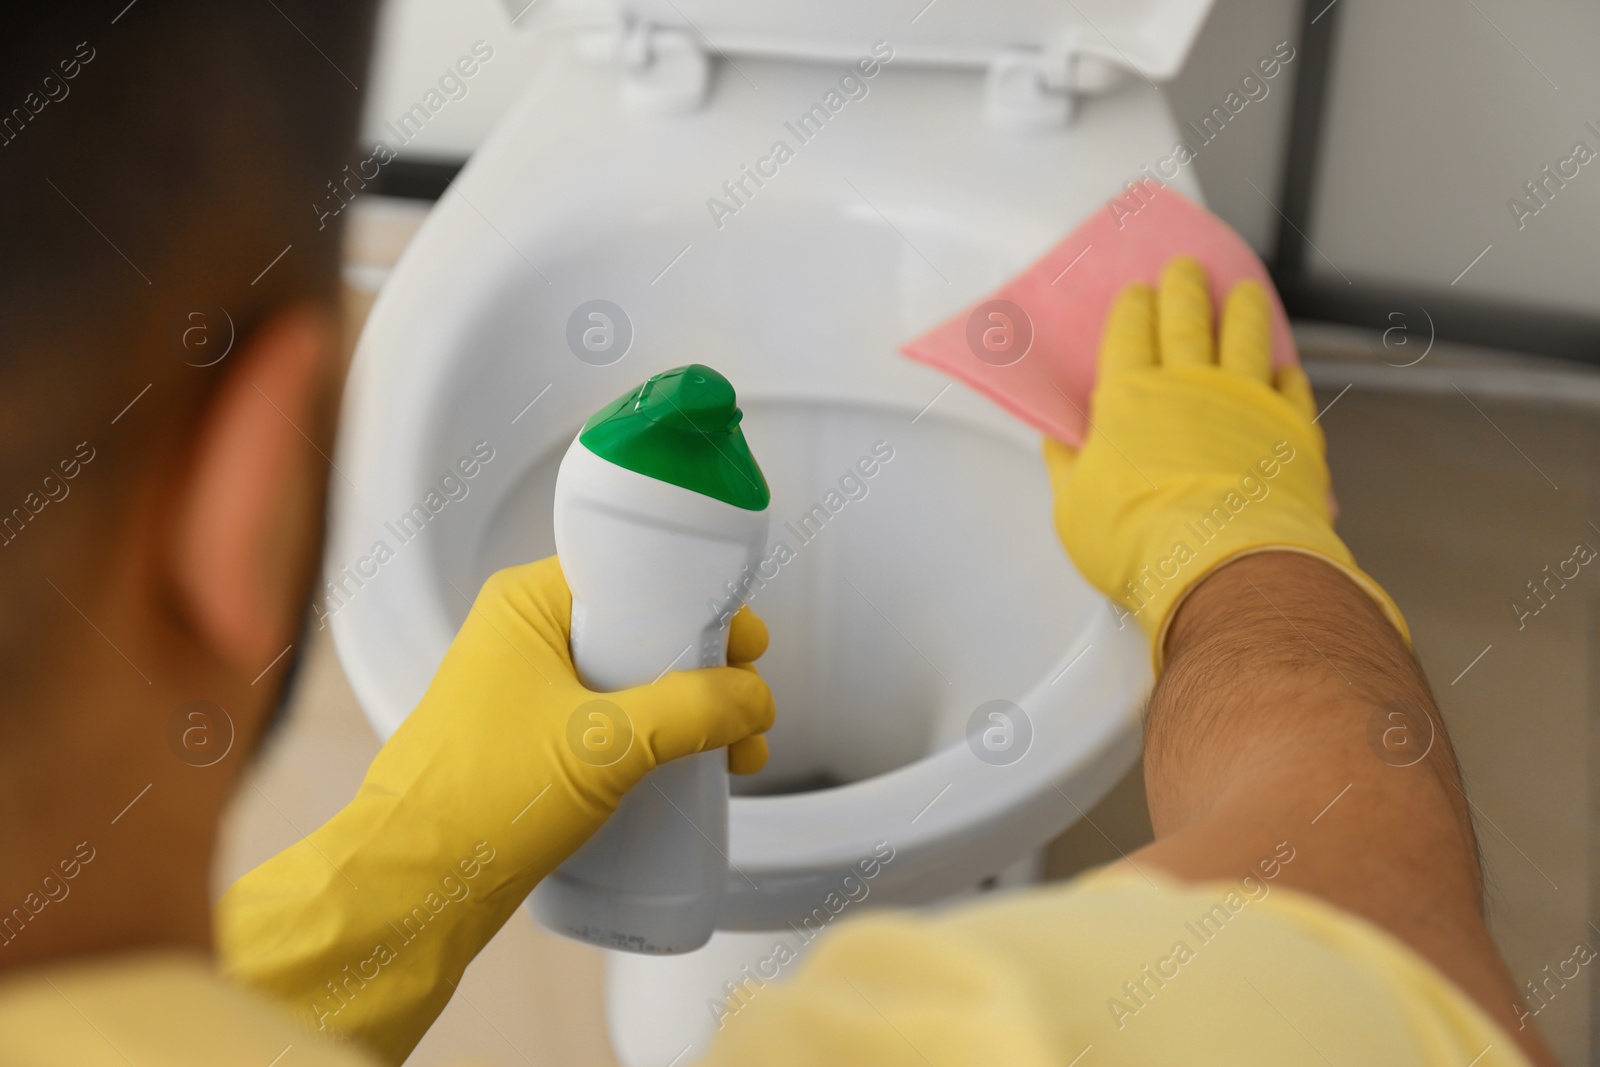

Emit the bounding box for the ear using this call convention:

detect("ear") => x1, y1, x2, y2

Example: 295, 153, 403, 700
170, 306, 337, 673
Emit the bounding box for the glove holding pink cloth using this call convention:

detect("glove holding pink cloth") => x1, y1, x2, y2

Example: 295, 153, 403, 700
899, 185, 1298, 447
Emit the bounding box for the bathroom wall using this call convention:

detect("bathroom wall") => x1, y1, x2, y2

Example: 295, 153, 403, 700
1168, 0, 1600, 319
1306, 0, 1600, 315
1161, 0, 1300, 256
358, 0, 542, 162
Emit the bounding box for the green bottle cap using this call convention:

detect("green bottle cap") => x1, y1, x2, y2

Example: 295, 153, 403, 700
579, 364, 770, 511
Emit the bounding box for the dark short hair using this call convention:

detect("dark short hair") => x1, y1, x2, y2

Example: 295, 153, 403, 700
1, 3, 377, 676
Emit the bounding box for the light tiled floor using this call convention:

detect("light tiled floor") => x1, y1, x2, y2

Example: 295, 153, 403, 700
215, 199, 1597, 1065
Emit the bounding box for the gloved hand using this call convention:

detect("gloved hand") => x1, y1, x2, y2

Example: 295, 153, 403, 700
218, 555, 775, 1064
1043, 256, 1408, 670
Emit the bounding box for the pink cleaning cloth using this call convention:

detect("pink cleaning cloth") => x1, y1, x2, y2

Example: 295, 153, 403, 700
899, 186, 1297, 447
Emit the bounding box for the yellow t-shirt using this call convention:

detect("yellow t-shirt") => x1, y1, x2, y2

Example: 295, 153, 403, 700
0, 951, 378, 1067
0, 872, 1532, 1066
698, 870, 1532, 1066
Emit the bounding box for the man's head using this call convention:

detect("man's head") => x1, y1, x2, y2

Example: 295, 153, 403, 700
2, 2, 376, 963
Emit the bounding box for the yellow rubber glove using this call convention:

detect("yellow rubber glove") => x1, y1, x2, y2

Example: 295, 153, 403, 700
1044, 257, 1408, 670
217, 555, 775, 1064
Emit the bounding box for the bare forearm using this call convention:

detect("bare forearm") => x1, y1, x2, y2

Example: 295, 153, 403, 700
1144, 551, 1475, 893
1132, 552, 1552, 1064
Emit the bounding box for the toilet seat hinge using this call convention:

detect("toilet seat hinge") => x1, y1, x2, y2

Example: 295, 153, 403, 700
615, 19, 710, 116
984, 48, 1078, 133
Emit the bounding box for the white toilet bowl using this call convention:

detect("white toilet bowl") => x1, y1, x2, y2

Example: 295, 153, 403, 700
330, 1, 1211, 1060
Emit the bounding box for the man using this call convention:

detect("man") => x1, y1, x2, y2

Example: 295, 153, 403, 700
0, 5, 1555, 1066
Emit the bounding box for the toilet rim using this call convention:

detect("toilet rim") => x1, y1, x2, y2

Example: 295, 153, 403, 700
330, 345, 1150, 895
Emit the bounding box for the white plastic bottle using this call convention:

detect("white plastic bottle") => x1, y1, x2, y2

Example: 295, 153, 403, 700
531, 364, 772, 954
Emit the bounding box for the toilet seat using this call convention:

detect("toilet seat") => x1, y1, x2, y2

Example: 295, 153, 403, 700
331, 7, 1211, 934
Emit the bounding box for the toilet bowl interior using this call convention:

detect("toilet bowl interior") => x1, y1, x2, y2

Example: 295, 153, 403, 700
422, 200, 1103, 797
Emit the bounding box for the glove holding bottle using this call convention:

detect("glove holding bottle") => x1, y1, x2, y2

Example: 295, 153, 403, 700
217, 364, 775, 1060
